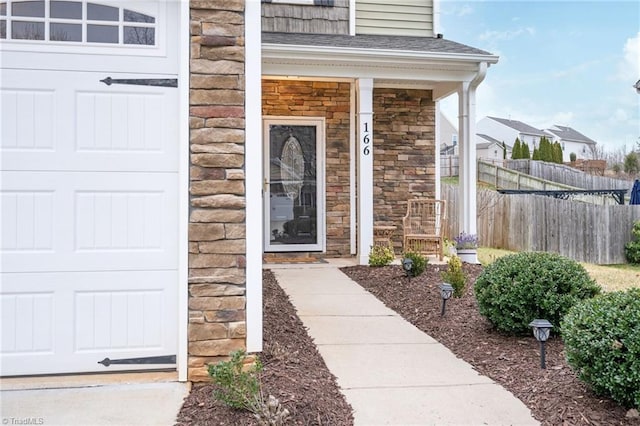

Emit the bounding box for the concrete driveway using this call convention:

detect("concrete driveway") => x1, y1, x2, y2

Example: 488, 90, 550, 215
0, 372, 189, 426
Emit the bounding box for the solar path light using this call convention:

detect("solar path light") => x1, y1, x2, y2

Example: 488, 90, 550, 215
439, 283, 454, 316
529, 319, 553, 369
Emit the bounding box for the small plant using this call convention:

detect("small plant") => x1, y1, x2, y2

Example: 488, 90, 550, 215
368, 245, 395, 267
562, 288, 640, 409
474, 252, 601, 335
208, 350, 263, 411
208, 350, 291, 424
569, 152, 577, 162
454, 232, 478, 250
401, 251, 428, 277
254, 394, 291, 426
624, 221, 640, 264
441, 255, 467, 297
443, 237, 456, 256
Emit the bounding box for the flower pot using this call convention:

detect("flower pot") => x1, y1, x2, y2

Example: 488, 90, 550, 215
456, 248, 479, 264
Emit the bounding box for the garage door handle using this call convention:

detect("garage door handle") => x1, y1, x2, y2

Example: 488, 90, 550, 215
100, 76, 178, 88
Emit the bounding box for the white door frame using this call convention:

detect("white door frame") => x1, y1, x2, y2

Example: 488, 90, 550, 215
262, 116, 326, 253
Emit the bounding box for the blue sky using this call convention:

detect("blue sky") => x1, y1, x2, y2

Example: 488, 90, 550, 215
439, 1, 640, 154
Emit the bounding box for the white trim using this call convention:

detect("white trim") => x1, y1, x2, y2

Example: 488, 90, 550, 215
357, 78, 374, 265
435, 101, 441, 201
263, 43, 499, 65
245, 0, 263, 353
262, 116, 326, 253
349, 80, 357, 255
433, 0, 441, 36
177, 0, 189, 383
349, 0, 356, 35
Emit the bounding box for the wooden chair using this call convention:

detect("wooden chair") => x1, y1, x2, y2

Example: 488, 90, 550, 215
402, 199, 447, 260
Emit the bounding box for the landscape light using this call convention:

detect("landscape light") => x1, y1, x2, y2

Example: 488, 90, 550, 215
529, 319, 553, 369
402, 257, 414, 278
439, 283, 454, 316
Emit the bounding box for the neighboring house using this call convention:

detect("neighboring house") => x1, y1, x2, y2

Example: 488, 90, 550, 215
477, 116, 547, 156
476, 134, 511, 161
0, 0, 497, 382
544, 125, 597, 162
439, 112, 459, 156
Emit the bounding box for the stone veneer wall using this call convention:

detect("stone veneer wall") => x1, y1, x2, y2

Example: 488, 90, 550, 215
262, 80, 352, 257
188, 0, 247, 381
373, 88, 436, 251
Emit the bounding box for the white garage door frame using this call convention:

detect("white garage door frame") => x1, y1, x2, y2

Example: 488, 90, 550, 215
0, 0, 190, 381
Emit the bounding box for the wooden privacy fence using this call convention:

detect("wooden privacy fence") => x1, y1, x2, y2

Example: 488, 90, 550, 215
442, 184, 640, 264
440, 155, 459, 177
504, 160, 631, 191
477, 161, 617, 205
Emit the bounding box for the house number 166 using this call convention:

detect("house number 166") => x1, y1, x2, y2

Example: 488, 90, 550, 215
362, 122, 371, 156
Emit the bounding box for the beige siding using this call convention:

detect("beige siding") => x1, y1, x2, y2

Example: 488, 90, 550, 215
356, 0, 434, 36
262, 0, 349, 34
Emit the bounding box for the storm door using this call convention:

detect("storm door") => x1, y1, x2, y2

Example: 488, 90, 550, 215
263, 117, 325, 252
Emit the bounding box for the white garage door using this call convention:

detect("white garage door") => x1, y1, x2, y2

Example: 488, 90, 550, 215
0, 0, 181, 376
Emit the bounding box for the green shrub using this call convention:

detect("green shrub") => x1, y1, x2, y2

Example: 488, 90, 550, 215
368, 245, 395, 267
441, 255, 467, 297
402, 251, 428, 277
624, 221, 640, 264
474, 252, 601, 334
208, 350, 262, 411
562, 288, 640, 408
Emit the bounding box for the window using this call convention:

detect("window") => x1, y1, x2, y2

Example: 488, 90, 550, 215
451, 134, 458, 146
1, 0, 156, 45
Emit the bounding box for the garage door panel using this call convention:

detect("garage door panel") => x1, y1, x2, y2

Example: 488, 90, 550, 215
1, 270, 177, 376
1, 292, 55, 355
1, 171, 177, 273
1, 89, 56, 151
1, 70, 177, 172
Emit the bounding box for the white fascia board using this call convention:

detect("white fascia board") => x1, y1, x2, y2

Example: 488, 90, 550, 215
263, 59, 481, 82
263, 43, 499, 65
263, 44, 497, 82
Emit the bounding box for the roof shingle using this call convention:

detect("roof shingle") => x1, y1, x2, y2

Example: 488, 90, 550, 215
262, 32, 494, 56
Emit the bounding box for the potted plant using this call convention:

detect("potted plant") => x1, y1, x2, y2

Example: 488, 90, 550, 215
454, 232, 479, 264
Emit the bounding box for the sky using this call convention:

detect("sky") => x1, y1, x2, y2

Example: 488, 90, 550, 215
438, 0, 640, 154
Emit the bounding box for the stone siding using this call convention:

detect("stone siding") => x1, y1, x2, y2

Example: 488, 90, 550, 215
188, 0, 247, 382
262, 80, 352, 257
373, 88, 436, 251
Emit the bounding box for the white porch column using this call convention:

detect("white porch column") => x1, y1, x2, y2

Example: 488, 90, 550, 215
457, 82, 477, 236
357, 78, 374, 265
245, 0, 262, 353
457, 63, 487, 237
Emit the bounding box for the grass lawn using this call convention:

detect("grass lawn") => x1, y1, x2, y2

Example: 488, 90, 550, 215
477, 247, 640, 292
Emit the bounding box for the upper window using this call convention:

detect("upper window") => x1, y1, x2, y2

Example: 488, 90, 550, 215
1, 0, 156, 45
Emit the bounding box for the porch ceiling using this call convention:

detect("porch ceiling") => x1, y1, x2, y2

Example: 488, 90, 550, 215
262, 32, 499, 94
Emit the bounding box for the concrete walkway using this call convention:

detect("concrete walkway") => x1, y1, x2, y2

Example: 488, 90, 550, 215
270, 260, 539, 426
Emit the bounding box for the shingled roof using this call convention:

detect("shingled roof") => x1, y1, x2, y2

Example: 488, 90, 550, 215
545, 125, 597, 145
262, 32, 494, 56
487, 116, 546, 136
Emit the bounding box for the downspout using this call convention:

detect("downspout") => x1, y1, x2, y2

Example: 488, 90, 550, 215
458, 62, 487, 237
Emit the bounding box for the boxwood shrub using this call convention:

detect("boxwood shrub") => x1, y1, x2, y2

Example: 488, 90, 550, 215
562, 288, 640, 409
474, 252, 600, 334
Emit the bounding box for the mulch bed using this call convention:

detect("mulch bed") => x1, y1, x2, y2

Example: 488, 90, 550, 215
340, 263, 638, 426
176, 270, 354, 425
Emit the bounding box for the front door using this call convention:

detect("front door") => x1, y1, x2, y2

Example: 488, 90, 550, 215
263, 117, 325, 252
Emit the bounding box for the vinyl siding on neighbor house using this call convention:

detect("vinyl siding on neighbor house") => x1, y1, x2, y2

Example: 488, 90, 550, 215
356, 0, 435, 37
